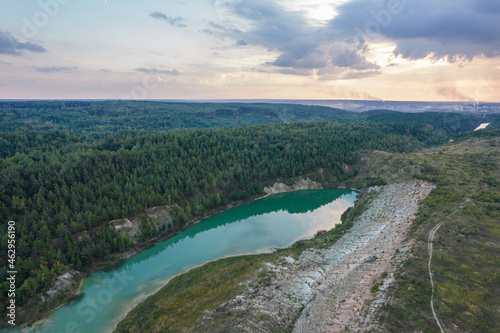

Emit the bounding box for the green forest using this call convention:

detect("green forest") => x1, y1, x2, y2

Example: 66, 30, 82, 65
0, 101, 355, 133
0, 101, 497, 316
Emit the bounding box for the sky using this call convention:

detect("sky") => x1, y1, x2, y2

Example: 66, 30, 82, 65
0, 0, 499, 101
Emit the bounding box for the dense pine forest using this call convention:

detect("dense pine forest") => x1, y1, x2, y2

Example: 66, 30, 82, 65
0, 101, 355, 133
0, 101, 497, 316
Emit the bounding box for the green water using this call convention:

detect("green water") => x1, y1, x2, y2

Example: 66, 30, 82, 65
20, 189, 356, 333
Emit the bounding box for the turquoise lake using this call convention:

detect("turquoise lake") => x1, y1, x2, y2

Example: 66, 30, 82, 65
19, 189, 356, 333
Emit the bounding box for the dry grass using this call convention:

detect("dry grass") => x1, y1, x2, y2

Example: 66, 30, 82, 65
374, 137, 500, 332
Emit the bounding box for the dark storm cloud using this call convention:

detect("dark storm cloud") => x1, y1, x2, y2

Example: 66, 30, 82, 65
330, 0, 500, 61
327, 44, 379, 70
149, 11, 187, 28
219, 0, 500, 76
220, 0, 378, 76
0, 30, 45, 55
35, 66, 77, 73
224, 0, 328, 69
227, 0, 311, 47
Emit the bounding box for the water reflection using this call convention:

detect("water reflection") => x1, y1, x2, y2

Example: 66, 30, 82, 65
181, 188, 355, 240
19, 189, 356, 333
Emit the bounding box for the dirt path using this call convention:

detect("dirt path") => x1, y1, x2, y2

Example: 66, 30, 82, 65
196, 180, 435, 332
427, 197, 470, 333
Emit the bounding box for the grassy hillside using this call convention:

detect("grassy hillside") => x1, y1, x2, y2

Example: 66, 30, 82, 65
373, 135, 499, 332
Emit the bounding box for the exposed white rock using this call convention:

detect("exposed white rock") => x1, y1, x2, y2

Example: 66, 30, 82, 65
110, 218, 140, 240
146, 206, 173, 232
109, 206, 173, 243
263, 178, 322, 195
43, 270, 81, 302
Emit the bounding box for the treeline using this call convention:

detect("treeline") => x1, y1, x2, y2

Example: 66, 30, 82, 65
0, 120, 422, 308
0, 101, 355, 133
1, 100, 494, 145
365, 111, 496, 145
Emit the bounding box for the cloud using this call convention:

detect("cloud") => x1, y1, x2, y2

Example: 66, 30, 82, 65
330, 0, 500, 61
224, 0, 319, 66
149, 11, 187, 28
35, 66, 78, 73
0, 30, 45, 55
217, 0, 377, 78
201, 21, 238, 38
135, 68, 180, 75
327, 43, 379, 70
212, 0, 500, 78
340, 69, 382, 80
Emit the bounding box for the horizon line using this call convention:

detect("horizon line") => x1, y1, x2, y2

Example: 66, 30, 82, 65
0, 98, 499, 104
